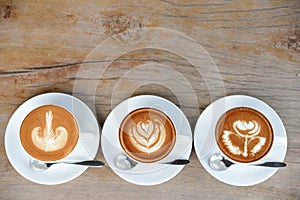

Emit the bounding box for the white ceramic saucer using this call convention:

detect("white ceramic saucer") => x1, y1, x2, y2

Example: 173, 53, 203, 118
5, 93, 100, 185
194, 95, 287, 186
101, 95, 192, 186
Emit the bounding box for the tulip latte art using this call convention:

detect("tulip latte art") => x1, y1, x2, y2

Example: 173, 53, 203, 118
119, 108, 176, 163
20, 105, 79, 161
216, 107, 273, 163
129, 119, 166, 153
31, 110, 68, 152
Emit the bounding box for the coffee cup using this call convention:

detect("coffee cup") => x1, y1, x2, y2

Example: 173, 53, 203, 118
20, 105, 79, 162
215, 107, 274, 164
119, 107, 176, 163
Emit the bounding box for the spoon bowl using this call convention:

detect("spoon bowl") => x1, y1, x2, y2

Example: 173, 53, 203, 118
29, 159, 48, 171
114, 154, 137, 170
209, 153, 227, 171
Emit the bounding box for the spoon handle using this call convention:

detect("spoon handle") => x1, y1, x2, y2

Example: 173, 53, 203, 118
47, 160, 105, 167
164, 159, 190, 165
72, 160, 105, 167
255, 162, 287, 168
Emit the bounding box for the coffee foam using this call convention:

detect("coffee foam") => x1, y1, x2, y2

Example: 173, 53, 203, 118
216, 107, 273, 163
119, 108, 176, 163
20, 105, 79, 161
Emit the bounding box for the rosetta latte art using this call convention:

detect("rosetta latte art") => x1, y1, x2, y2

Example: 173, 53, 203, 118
222, 120, 266, 157
31, 111, 68, 152
129, 119, 166, 153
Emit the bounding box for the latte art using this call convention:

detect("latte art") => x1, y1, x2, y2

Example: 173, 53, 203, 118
31, 111, 68, 152
222, 120, 266, 157
119, 108, 176, 163
130, 120, 166, 153
20, 105, 79, 161
216, 107, 273, 163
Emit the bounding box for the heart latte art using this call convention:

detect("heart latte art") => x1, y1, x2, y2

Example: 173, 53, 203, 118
216, 107, 273, 163
119, 108, 176, 163
20, 105, 79, 161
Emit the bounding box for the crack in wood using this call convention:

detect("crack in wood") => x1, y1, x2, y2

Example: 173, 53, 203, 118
159, 0, 228, 7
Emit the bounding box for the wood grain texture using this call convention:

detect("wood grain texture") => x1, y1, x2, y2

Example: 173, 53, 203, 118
0, 0, 299, 199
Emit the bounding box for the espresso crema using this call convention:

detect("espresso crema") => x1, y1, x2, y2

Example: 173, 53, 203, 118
216, 107, 273, 163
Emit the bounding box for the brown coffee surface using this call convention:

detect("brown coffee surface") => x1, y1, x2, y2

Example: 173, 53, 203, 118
216, 107, 273, 163
119, 108, 176, 163
20, 105, 79, 161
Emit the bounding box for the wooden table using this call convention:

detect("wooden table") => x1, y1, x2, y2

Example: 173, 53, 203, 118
1, 0, 299, 199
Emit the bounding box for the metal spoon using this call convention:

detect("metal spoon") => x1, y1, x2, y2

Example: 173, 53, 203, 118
114, 153, 190, 170
209, 153, 287, 171
29, 158, 105, 171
